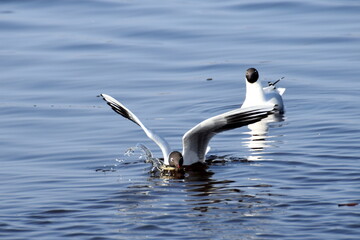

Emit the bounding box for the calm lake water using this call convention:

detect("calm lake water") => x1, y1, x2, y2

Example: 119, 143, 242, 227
1, 0, 360, 239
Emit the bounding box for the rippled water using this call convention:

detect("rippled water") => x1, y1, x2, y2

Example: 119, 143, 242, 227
1, 0, 360, 239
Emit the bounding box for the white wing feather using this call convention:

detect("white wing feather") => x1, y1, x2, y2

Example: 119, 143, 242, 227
100, 94, 172, 164
182, 105, 274, 165
277, 87, 286, 96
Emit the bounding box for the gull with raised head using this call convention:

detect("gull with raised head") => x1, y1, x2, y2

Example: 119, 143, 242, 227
240, 68, 286, 155
242, 68, 285, 113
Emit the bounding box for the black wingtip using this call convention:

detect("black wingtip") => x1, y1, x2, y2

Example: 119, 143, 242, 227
218, 108, 273, 132
268, 77, 284, 86
100, 94, 140, 126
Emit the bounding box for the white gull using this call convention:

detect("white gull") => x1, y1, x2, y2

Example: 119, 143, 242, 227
242, 68, 285, 113
100, 93, 274, 168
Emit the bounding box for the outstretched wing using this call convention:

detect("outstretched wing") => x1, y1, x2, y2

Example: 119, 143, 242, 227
100, 94, 171, 164
182, 105, 274, 165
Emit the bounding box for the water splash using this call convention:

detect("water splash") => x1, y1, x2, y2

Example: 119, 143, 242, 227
136, 144, 165, 173
121, 144, 266, 177
124, 146, 137, 157
123, 144, 165, 174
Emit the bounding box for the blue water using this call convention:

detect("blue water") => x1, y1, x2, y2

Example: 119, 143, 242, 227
1, 0, 360, 239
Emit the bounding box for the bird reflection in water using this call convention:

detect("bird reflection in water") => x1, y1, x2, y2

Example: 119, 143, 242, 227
181, 169, 274, 216
240, 68, 286, 160
244, 113, 285, 160
116, 144, 276, 224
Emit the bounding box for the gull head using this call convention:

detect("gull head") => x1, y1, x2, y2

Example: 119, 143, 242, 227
169, 151, 184, 169
246, 67, 259, 83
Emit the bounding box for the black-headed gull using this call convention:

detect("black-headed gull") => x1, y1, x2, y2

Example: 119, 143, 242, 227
240, 68, 286, 156
100, 94, 274, 168
242, 68, 285, 113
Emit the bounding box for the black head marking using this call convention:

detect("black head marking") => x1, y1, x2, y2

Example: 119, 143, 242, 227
169, 151, 184, 169
246, 68, 259, 84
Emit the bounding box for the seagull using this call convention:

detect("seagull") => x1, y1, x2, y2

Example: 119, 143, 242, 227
242, 68, 285, 113
100, 94, 274, 168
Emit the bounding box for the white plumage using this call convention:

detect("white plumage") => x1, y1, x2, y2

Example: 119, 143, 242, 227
101, 93, 274, 166
241, 68, 285, 113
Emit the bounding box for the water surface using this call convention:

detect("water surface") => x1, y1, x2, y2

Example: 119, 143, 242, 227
1, 0, 360, 239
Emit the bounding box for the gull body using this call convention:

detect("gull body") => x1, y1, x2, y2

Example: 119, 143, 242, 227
240, 68, 286, 155
100, 94, 274, 167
